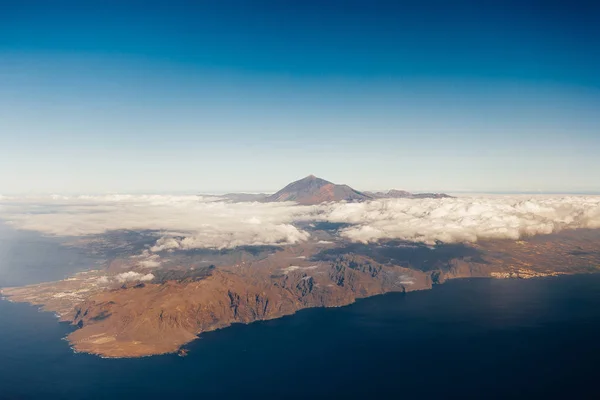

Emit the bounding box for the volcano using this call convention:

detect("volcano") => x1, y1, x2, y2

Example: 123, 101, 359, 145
265, 175, 372, 205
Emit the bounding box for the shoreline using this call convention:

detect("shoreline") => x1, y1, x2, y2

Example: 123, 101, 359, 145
2, 270, 596, 359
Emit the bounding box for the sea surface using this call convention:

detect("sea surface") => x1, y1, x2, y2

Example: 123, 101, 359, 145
1, 274, 600, 399
0, 223, 101, 287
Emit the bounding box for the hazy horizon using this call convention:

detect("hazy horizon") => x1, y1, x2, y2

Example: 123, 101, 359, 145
1, 1, 599, 194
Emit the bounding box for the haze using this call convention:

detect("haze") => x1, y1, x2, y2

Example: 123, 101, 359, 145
1, 1, 600, 194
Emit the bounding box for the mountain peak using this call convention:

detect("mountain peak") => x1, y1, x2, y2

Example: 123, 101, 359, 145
300, 174, 326, 182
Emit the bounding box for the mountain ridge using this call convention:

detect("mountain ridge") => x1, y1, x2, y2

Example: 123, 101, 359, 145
219, 175, 453, 204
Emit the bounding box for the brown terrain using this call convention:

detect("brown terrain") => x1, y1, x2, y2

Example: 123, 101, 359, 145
265, 175, 371, 204
3, 228, 600, 359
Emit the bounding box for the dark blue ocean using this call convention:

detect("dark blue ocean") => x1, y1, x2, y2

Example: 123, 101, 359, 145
2, 274, 600, 399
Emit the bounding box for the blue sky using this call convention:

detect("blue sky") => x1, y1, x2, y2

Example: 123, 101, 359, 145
1, 0, 599, 194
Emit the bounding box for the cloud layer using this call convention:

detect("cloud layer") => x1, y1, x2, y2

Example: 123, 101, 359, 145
1, 194, 599, 250
322, 197, 600, 244
0, 195, 311, 250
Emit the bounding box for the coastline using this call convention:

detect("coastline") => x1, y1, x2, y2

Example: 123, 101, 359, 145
2, 267, 596, 359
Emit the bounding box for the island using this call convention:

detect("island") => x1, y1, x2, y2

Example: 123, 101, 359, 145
3, 228, 599, 358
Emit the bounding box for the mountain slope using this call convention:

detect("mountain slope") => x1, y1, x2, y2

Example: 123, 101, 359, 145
265, 175, 371, 205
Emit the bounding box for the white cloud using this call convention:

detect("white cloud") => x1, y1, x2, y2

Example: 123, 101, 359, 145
319, 196, 600, 244
96, 276, 110, 284
94, 272, 154, 285
138, 259, 162, 268
150, 223, 309, 251
131, 251, 162, 268
0, 194, 313, 250
115, 271, 155, 283
1, 194, 599, 250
